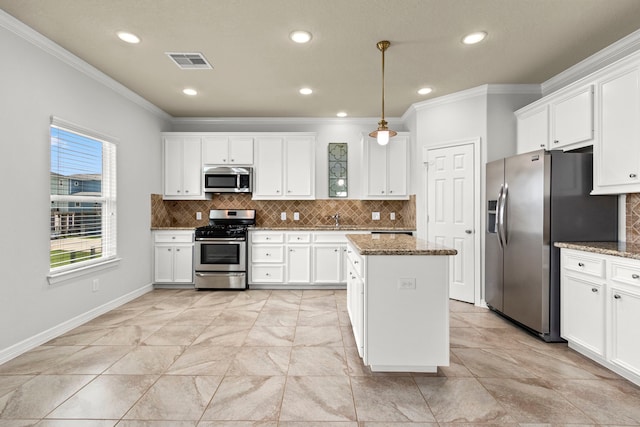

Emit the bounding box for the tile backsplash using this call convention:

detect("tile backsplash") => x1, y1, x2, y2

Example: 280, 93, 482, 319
151, 194, 416, 229
626, 193, 640, 244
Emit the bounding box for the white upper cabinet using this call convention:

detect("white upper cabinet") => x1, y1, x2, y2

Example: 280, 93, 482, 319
253, 133, 316, 200
163, 136, 203, 199
550, 85, 594, 150
516, 104, 549, 154
362, 133, 409, 199
593, 61, 640, 194
202, 135, 254, 165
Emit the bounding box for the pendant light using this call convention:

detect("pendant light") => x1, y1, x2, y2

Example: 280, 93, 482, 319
369, 40, 397, 146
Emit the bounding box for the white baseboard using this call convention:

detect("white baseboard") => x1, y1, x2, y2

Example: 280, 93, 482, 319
0, 283, 153, 365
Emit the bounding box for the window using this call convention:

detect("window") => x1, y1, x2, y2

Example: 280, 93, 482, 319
50, 117, 117, 272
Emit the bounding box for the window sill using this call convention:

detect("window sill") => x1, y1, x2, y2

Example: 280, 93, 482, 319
47, 257, 121, 286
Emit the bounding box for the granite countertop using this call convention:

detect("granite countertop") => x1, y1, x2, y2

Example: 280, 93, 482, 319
253, 226, 415, 231
346, 233, 457, 256
555, 241, 640, 260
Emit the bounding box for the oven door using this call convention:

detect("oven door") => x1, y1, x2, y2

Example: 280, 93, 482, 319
195, 239, 247, 272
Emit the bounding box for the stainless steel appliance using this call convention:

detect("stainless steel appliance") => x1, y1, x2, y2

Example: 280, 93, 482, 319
203, 166, 252, 193
195, 209, 256, 289
485, 149, 617, 342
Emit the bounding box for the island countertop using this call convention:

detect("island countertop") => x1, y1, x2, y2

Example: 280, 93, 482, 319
346, 233, 457, 256
554, 241, 640, 260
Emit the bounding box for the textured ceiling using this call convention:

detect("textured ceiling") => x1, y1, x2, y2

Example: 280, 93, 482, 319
2, 0, 640, 118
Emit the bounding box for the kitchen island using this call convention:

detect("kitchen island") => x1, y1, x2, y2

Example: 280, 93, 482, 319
345, 233, 457, 372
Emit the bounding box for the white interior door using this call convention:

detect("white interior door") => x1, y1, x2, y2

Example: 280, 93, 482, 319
427, 143, 476, 303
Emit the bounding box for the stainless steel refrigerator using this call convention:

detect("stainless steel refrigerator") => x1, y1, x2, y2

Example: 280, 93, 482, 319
485, 149, 617, 342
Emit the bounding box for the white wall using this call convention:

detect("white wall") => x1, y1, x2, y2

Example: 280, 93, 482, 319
0, 16, 171, 360
170, 118, 408, 199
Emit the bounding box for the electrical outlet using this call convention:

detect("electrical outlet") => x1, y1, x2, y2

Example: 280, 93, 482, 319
372, 212, 380, 220
92, 279, 100, 292
196, 211, 202, 220
281, 212, 287, 221
398, 278, 416, 290
293, 212, 300, 221
390, 212, 396, 220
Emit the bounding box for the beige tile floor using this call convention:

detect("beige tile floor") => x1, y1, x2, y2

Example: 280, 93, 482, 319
1, 289, 640, 426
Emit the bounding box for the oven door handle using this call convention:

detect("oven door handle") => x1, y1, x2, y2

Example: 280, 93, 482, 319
196, 272, 246, 277
195, 237, 246, 242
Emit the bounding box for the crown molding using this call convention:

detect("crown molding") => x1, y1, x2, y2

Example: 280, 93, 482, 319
542, 28, 640, 95
402, 84, 541, 121
0, 10, 171, 121
170, 116, 405, 127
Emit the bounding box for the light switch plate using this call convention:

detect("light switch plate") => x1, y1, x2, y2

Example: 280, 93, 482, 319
390, 212, 396, 220
281, 212, 287, 221
372, 212, 380, 220
293, 212, 300, 221
196, 212, 202, 220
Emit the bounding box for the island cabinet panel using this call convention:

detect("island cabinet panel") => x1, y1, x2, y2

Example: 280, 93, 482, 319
364, 255, 449, 371
346, 238, 451, 373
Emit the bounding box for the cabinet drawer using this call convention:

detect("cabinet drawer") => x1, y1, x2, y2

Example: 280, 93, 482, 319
610, 261, 640, 286
287, 232, 311, 243
563, 252, 605, 278
251, 232, 284, 243
251, 265, 284, 283
154, 232, 194, 243
347, 248, 364, 277
251, 245, 284, 263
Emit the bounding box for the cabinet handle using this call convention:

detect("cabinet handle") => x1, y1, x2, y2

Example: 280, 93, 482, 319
297, 237, 301, 240
266, 273, 271, 277
554, 140, 559, 144
381, 190, 385, 194
230, 159, 235, 162
632, 274, 640, 279
172, 236, 176, 239
288, 190, 292, 193
185, 190, 189, 193
334, 249, 339, 252
354, 260, 359, 264
614, 294, 621, 299
289, 249, 294, 252
578, 262, 585, 267
177, 190, 181, 193
266, 237, 271, 240
630, 173, 638, 178
223, 159, 227, 162
389, 190, 393, 194
540, 144, 545, 148
591, 288, 598, 293
266, 253, 271, 256
167, 248, 171, 251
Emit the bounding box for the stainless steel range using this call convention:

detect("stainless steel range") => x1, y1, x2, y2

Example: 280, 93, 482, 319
194, 209, 256, 290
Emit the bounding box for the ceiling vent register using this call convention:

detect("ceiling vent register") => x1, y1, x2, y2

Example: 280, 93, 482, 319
165, 52, 212, 69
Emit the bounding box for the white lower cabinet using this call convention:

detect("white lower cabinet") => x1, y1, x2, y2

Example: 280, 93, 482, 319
153, 230, 194, 284
249, 230, 368, 288
346, 243, 365, 357
560, 248, 640, 386
561, 275, 605, 356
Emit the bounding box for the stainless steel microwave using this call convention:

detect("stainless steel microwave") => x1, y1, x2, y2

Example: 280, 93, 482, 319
203, 166, 253, 193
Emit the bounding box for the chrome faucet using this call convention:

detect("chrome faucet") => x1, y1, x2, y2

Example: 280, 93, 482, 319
329, 212, 340, 227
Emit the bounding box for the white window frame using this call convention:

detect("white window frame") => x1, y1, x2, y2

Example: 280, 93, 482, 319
48, 117, 119, 284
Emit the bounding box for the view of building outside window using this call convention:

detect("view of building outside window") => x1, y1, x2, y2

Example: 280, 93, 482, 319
50, 126, 115, 270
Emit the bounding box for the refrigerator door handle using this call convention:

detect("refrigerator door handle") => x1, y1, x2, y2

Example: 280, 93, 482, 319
496, 185, 505, 249
500, 183, 509, 245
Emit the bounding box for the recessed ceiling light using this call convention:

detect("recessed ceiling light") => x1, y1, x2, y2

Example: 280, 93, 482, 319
117, 31, 140, 44
418, 87, 433, 95
182, 88, 198, 96
336, 112, 347, 118
299, 87, 313, 95
462, 31, 487, 45
290, 30, 312, 44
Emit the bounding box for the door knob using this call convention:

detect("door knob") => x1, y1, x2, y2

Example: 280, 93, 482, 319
465, 230, 473, 234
